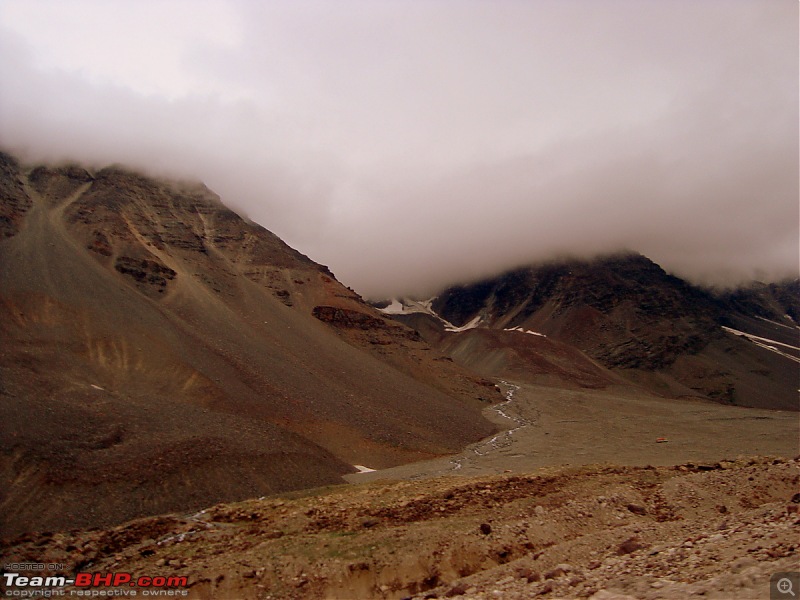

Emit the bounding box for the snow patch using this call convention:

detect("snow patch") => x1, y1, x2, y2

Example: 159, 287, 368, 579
377, 297, 440, 317
445, 315, 482, 332
377, 297, 484, 332
503, 326, 546, 337
722, 326, 800, 363
352, 464, 376, 473
380, 299, 405, 314
756, 316, 800, 330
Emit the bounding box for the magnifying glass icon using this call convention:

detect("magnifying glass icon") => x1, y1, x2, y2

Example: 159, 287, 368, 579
778, 578, 796, 597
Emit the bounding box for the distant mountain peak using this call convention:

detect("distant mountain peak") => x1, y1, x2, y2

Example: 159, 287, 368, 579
379, 253, 798, 410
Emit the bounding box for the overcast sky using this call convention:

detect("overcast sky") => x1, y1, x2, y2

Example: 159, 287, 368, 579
0, 0, 797, 297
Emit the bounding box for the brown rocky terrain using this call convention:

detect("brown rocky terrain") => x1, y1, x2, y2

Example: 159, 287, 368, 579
0, 152, 497, 536
2, 376, 797, 599
2, 456, 797, 599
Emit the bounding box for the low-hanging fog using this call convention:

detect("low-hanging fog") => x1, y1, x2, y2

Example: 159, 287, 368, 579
0, 0, 797, 298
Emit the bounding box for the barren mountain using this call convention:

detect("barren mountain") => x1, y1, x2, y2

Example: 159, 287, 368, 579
0, 152, 497, 536
385, 254, 799, 410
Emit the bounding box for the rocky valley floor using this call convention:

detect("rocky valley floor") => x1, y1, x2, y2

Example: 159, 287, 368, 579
1, 457, 798, 599
2, 383, 798, 600
348, 382, 800, 481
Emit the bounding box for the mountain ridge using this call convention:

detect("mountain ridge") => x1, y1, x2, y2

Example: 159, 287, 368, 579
377, 252, 798, 409
0, 151, 498, 536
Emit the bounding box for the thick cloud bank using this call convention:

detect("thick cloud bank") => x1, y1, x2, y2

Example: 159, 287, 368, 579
1, 0, 797, 297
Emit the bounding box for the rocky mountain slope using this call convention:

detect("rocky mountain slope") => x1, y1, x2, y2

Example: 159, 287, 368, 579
1, 152, 797, 599
383, 254, 799, 410
0, 152, 497, 536
717, 279, 800, 325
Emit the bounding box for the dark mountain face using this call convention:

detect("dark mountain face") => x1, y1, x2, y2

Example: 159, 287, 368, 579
433, 253, 722, 370
0, 152, 496, 536
423, 253, 798, 410
0, 153, 32, 238
716, 280, 800, 325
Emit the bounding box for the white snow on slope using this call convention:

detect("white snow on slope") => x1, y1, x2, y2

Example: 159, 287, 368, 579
380, 298, 437, 316
378, 297, 441, 318
722, 326, 800, 364
378, 296, 441, 319
378, 297, 484, 332
444, 314, 483, 332
756, 316, 800, 330
352, 464, 376, 473
379, 299, 406, 314
503, 326, 546, 337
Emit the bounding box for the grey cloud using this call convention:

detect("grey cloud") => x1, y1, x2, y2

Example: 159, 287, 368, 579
0, 1, 796, 299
